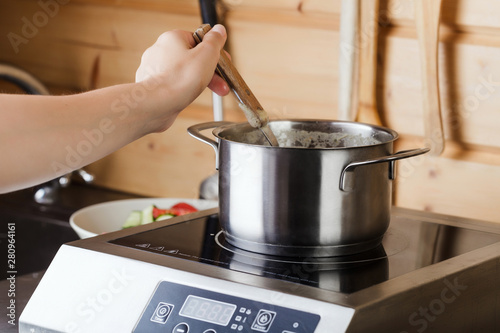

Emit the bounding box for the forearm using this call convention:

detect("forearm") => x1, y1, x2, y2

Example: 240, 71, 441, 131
0, 25, 227, 193
0, 81, 168, 193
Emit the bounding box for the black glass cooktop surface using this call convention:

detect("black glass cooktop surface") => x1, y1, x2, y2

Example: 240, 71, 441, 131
109, 212, 500, 294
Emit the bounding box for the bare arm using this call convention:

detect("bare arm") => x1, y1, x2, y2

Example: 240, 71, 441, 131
0, 25, 228, 193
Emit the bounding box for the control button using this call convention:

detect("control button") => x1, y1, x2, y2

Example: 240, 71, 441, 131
173, 323, 189, 333
239, 307, 247, 313
238, 325, 244, 331
231, 324, 238, 330
235, 316, 242, 322
246, 309, 252, 315
150, 302, 174, 324
203, 330, 217, 333
251, 310, 276, 332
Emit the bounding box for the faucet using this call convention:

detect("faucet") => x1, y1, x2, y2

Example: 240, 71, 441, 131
34, 169, 94, 204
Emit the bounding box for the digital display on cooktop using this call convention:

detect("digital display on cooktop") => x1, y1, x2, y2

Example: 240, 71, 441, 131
109, 213, 500, 294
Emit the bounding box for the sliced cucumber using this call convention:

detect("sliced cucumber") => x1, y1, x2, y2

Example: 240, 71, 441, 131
141, 204, 155, 225
123, 211, 142, 229
156, 214, 174, 221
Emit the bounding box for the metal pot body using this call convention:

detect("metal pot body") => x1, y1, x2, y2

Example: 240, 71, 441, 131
189, 120, 428, 257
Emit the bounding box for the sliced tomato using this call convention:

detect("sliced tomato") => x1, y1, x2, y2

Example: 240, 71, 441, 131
169, 202, 198, 216
152, 206, 169, 220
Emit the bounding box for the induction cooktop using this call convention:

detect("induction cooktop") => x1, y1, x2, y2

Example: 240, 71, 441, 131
109, 211, 500, 294
20, 208, 500, 332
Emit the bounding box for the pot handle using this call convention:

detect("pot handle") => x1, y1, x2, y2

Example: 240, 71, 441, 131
187, 121, 233, 169
339, 147, 430, 191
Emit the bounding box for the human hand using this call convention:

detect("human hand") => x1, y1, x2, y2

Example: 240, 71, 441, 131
136, 24, 229, 114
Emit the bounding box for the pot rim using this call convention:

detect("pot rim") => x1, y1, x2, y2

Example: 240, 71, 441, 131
212, 119, 399, 150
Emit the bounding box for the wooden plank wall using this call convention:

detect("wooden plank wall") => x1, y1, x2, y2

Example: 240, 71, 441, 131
0, 0, 499, 223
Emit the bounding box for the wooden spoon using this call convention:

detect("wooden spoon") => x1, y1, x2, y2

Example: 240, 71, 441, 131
356, 0, 382, 126
338, 0, 360, 121
193, 24, 279, 146
415, 0, 445, 156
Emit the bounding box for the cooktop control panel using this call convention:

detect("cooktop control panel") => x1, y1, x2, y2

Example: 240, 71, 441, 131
133, 281, 320, 333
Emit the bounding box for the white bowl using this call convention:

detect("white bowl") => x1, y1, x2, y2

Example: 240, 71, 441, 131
70, 198, 218, 239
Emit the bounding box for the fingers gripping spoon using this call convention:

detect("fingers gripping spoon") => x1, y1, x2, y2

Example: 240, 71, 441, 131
193, 24, 280, 147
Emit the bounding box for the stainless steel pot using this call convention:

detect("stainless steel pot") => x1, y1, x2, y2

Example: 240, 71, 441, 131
188, 120, 429, 257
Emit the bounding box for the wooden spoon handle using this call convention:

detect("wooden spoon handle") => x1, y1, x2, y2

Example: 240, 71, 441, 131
193, 24, 268, 128
356, 0, 382, 126
415, 0, 444, 156
338, 0, 360, 121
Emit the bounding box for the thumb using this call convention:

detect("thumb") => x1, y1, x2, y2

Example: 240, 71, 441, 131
205, 24, 227, 47
195, 24, 227, 58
